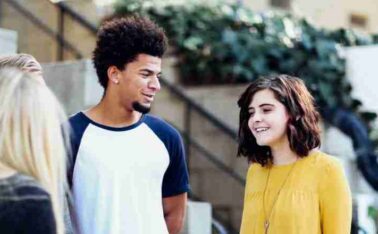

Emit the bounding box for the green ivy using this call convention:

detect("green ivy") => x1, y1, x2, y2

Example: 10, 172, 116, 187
115, 0, 378, 144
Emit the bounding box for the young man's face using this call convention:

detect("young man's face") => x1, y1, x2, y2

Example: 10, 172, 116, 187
115, 53, 162, 114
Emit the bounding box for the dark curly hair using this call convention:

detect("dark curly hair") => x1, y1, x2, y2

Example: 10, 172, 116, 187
93, 16, 168, 89
237, 74, 321, 166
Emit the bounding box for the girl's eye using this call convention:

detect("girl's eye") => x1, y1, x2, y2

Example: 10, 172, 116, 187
248, 112, 255, 117
262, 109, 272, 113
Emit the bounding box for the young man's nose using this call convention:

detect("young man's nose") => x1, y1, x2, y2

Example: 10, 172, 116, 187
149, 76, 161, 92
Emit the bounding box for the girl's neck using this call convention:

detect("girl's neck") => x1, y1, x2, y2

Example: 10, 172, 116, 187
270, 144, 299, 166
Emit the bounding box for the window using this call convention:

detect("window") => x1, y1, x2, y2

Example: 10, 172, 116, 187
350, 13, 368, 28
271, 0, 291, 9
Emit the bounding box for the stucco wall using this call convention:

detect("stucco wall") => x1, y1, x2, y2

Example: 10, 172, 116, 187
0, 28, 17, 55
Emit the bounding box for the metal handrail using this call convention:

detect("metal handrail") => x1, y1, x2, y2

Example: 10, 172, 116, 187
212, 219, 228, 234
160, 78, 238, 141
49, 0, 98, 33
176, 124, 245, 185
4, 0, 83, 59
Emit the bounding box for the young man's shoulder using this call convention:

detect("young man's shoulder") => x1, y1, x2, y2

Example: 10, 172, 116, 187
67, 112, 91, 134
68, 112, 88, 125
143, 114, 181, 137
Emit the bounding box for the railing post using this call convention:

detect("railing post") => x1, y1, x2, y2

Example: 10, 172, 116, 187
0, 1, 3, 24
57, 6, 65, 61
185, 102, 192, 172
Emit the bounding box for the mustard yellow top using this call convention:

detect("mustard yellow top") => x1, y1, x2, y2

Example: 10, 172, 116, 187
240, 151, 352, 234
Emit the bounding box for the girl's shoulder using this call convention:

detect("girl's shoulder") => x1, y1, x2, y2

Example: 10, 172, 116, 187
247, 162, 268, 178
303, 150, 344, 174
0, 173, 50, 201
0, 174, 56, 233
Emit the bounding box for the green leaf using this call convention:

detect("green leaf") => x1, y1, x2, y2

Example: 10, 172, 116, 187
183, 37, 203, 51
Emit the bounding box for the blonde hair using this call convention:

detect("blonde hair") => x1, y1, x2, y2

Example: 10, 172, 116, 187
0, 68, 67, 234
0, 54, 42, 76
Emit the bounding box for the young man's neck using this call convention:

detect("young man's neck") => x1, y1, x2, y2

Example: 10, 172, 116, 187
86, 98, 142, 128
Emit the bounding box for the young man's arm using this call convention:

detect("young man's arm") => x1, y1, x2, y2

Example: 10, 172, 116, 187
163, 193, 187, 234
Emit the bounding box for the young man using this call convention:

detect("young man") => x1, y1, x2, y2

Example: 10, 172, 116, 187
68, 16, 190, 234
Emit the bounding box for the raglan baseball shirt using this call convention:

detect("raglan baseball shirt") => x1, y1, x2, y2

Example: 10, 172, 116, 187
68, 112, 190, 234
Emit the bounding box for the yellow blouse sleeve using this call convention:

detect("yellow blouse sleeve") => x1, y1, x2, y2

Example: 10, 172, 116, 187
319, 159, 352, 234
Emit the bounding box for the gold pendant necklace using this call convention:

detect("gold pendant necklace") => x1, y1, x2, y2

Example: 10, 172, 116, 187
264, 220, 270, 234
262, 161, 297, 234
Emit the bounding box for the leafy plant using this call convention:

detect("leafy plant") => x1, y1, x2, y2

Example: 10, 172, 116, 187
114, 0, 378, 143
368, 206, 378, 230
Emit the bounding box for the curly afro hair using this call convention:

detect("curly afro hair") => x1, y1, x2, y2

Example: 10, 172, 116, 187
93, 16, 168, 89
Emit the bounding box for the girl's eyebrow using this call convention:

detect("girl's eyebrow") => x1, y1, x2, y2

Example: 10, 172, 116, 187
259, 104, 274, 108
248, 103, 274, 110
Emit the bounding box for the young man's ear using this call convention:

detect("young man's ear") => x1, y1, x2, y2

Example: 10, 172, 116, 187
107, 66, 120, 85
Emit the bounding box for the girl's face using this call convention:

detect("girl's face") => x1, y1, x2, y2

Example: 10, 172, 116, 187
248, 89, 290, 150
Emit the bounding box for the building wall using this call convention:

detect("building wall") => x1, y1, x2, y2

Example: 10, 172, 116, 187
243, 0, 378, 32
0, 0, 96, 62
0, 0, 59, 62
100, 0, 378, 33
0, 28, 17, 55
2, 0, 378, 65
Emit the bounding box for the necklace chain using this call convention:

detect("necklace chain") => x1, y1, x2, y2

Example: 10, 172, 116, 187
262, 162, 297, 234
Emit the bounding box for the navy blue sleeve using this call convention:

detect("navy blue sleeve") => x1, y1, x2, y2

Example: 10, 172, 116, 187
67, 112, 90, 188
144, 115, 190, 197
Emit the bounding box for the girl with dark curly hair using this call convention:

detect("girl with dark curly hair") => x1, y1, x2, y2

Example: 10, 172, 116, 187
238, 75, 351, 234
